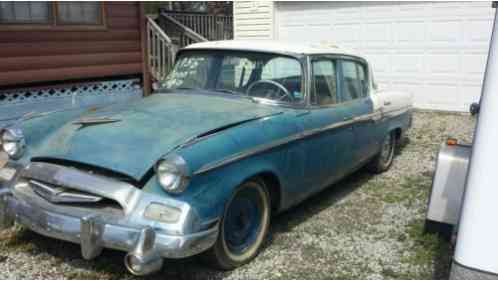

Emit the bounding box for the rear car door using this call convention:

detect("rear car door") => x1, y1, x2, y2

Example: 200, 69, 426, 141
338, 59, 377, 165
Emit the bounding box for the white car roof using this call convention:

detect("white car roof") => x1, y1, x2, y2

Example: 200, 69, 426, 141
183, 40, 363, 58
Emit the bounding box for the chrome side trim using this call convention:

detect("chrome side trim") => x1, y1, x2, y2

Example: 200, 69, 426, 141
194, 132, 303, 175
194, 106, 411, 175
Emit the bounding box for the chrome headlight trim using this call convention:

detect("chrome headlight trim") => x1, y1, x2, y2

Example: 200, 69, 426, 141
155, 154, 190, 194
1, 127, 26, 160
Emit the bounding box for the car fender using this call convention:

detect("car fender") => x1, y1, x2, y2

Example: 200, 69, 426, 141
143, 155, 284, 224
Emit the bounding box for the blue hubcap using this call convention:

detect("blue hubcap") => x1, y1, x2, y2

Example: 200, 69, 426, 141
224, 188, 263, 254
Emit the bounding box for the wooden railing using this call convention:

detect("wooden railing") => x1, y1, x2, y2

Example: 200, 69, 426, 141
159, 13, 208, 48
161, 10, 233, 42
146, 15, 176, 82
146, 12, 233, 83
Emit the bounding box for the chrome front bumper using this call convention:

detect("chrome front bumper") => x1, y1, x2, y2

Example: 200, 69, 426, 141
0, 162, 219, 275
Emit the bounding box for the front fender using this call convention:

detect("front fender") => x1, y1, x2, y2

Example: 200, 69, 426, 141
143, 150, 285, 225
143, 113, 297, 224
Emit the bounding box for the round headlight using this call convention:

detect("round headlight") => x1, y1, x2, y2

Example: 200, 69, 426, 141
155, 154, 190, 194
1, 127, 26, 160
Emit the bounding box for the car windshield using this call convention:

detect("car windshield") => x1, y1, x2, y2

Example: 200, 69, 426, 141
162, 50, 304, 104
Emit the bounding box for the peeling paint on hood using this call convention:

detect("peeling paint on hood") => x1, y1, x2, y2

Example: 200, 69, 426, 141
30, 93, 283, 180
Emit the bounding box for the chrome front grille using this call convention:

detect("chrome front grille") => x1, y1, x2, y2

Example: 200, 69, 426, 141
29, 179, 104, 204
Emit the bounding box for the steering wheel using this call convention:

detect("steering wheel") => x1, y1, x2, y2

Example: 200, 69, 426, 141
246, 80, 293, 102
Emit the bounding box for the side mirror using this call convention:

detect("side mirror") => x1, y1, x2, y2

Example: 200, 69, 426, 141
470, 102, 480, 116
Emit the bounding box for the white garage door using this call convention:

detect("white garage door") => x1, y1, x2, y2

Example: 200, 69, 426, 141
275, 2, 494, 112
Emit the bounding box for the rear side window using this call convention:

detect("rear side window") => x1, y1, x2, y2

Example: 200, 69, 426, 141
341, 61, 361, 101
340, 60, 369, 102
357, 63, 368, 97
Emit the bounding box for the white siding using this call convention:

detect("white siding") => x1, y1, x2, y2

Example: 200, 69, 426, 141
234, 1, 275, 40
235, 1, 495, 112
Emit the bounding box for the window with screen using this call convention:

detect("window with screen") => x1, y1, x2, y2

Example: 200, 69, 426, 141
311, 59, 338, 106
0, 2, 103, 27
0, 2, 51, 24
57, 2, 103, 25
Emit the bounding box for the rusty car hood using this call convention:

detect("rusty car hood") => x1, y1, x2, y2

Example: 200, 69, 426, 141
29, 93, 283, 180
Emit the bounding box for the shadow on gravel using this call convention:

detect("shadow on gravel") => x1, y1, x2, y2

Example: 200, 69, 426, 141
6, 140, 424, 279
269, 168, 374, 237
433, 239, 452, 280
7, 169, 377, 280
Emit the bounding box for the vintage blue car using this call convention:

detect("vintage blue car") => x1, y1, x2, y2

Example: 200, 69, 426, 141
0, 41, 412, 275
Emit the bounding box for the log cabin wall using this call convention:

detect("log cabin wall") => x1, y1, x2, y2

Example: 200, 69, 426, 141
0, 2, 143, 88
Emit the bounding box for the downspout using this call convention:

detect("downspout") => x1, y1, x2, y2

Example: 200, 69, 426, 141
452, 4, 498, 276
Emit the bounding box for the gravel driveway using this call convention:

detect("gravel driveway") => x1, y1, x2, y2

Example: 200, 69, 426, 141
0, 111, 475, 279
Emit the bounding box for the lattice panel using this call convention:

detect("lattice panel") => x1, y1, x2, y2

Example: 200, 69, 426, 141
0, 79, 142, 105
0, 79, 143, 127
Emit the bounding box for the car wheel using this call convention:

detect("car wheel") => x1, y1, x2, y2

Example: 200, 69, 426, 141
203, 178, 271, 270
367, 131, 396, 173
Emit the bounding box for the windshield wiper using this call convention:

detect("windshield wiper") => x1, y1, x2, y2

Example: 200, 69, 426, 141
211, 88, 242, 95
175, 87, 202, 91
211, 88, 257, 103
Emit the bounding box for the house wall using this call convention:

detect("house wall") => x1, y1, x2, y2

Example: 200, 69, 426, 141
233, 1, 274, 40
234, 1, 495, 112
0, 2, 143, 87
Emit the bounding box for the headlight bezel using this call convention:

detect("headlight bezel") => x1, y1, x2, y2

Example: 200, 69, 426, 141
154, 154, 190, 194
1, 127, 26, 160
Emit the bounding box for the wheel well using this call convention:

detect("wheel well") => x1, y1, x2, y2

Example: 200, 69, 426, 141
393, 128, 402, 141
256, 172, 281, 213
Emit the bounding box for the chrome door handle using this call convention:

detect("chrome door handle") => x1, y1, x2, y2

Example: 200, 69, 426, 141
384, 101, 391, 106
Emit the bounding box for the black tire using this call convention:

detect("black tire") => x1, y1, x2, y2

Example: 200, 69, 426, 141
203, 178, 271, 270
367, 131, 396, 173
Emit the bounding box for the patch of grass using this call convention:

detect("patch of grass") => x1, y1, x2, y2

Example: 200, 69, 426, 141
399, 219, 452, 279
381, 267, 401, 279
368, 175, 432, 205
0, 226, 35, 251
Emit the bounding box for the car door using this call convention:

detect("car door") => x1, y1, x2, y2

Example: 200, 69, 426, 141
298, 57, 355, 194
338, 59, 378, 165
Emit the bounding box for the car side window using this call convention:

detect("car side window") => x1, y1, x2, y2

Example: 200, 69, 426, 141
357, 63, 368, 97
341, 60, 362, 102
261, 57, 304, 101
311, 59, 338, 106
